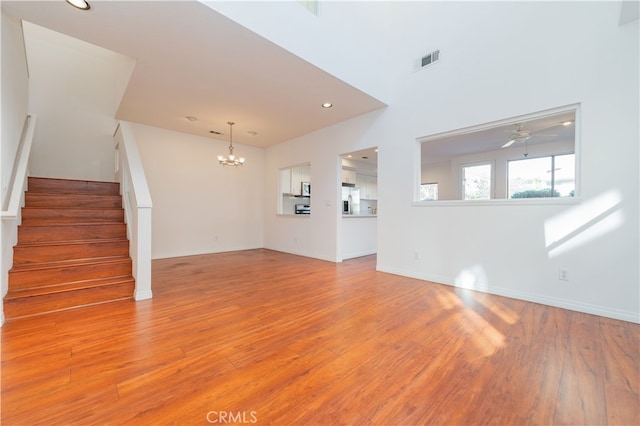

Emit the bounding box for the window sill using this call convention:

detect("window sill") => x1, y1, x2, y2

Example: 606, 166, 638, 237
412, 197, 583, 207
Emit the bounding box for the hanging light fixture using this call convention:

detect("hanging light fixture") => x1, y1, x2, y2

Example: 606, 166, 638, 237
217, 122, 245, 167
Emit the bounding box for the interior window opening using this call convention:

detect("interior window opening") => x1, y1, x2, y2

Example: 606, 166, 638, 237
279, 163, 311, 215
418, 106, 578, 202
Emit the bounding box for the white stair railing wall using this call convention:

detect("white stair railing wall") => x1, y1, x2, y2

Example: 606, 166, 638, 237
1, 114, 37, 325
114, 121, 153, 301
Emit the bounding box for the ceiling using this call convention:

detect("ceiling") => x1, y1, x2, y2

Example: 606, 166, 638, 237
421, 110, 576, 164
2, 0, 387, 148
341, 147, 378, 168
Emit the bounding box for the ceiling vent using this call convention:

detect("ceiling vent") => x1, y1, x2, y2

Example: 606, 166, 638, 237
415, 49, 440, 72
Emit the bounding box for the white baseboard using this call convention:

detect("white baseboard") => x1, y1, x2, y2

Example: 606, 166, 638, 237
376, 264, 640, 324
342, 249, 377, 260
134, 290, 153, 301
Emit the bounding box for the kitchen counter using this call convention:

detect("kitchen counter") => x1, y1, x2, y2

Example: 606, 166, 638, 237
342, 214, 376, 259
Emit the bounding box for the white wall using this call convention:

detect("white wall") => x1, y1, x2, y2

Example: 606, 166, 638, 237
23, 22, 134, 181
1, 13, 29, 206
422, 160, 453, 200
204, 0, 397, 104
1, 12, 30, 324
263, 2, 639, 322
131, 123, 265, 259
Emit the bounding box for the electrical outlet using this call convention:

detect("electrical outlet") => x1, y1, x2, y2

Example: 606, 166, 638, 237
558, 269, 569, 281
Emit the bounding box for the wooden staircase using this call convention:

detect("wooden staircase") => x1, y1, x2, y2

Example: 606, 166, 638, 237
4, 177, 135, 320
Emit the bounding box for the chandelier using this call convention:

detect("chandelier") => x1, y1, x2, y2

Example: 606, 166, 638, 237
218, 122, 245, 167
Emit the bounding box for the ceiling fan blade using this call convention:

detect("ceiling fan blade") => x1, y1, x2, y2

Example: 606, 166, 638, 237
502, 139, 516, 148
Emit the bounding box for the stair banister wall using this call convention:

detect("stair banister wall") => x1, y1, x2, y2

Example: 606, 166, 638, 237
1, 114, 37, 325
114, 121, 153, 301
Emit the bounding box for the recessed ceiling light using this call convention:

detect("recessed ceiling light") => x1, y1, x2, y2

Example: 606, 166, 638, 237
247, 131, 258, 136
562, 120, 573, 126
321, 102, 333, 108
347, 155, 352, 158
66, 0, 91, 10
185, 116, 198, 122
374, 148, 378, 152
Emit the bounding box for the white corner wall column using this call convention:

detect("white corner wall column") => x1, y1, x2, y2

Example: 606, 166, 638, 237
114, 121, 153, 301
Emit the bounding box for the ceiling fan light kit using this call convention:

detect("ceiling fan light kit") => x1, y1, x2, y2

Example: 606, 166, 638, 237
501, 122, 559, 149
66, 0, 91, 10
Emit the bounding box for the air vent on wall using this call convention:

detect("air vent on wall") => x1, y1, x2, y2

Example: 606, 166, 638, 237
415, 49, 441, 72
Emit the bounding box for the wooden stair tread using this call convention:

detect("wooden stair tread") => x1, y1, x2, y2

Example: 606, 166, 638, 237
24, 193, 123, 208
22, 206, 124, 210
18, 223, 127, 244
19, 222, 126, 227
5, 297, 134, 321
25, 192, 121, 197
25, 191, 120, 197
5, 276, 134, 299
10, 255, 130, 272
28, 177, 120, 195
18, 223, 125, 229
15, 237, 129, 248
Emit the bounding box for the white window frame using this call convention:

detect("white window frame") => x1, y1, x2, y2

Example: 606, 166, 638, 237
507, 153, 576, 199
459, 160, 495, 200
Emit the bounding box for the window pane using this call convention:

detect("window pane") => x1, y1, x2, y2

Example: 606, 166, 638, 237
508, 157, 553, 198
554, 154, 575, 197
420, 183, 438, 201
463, 164, 491, 200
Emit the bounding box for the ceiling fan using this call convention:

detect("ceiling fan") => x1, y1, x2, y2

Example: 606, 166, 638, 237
501, 123, 556, 148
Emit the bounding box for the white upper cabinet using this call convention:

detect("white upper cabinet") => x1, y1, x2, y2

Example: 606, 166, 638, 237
281, 164, 311, 196
357, 173, 377, 200
342, 169, 356, 184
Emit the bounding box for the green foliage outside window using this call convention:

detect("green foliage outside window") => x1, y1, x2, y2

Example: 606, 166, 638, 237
511, 188, 559, 198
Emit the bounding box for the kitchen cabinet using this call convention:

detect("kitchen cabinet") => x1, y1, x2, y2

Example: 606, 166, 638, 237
292, 164, 310, 195
281, 164, 311, 196
357, 173, 377, 200
279, 169, 291, 195
342, 169, 356, 184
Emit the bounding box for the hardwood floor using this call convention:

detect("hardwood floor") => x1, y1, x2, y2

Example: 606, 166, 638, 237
2, 249, 638, 425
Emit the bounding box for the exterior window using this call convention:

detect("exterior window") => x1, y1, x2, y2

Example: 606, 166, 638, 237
508, 154, 575, 198
461, 163, 492, 200
420, 183, 439, 201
